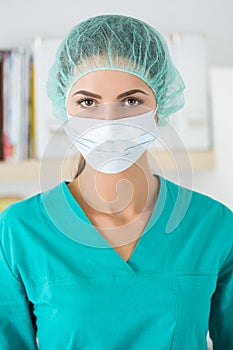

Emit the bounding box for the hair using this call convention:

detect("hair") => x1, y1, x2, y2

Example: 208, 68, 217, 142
74, 154, 86, 178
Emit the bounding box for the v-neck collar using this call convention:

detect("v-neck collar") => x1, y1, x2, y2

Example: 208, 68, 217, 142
41, 174, 170, 274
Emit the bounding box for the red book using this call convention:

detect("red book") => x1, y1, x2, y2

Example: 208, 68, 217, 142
0, 52, 3, 160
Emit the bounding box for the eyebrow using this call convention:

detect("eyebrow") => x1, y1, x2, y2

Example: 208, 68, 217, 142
72, 89, 148, 99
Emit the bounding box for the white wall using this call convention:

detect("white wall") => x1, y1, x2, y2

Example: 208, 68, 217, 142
165, 67, 233, 209
192, 67, 233, 208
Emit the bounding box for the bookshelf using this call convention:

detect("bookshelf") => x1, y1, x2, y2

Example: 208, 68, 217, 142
0, 150, 215, 182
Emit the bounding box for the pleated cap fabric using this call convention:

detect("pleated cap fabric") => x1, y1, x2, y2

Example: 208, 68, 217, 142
46, 14, 185, 126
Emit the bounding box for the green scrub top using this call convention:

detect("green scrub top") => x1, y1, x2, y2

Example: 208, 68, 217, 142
0, 174, 232, 349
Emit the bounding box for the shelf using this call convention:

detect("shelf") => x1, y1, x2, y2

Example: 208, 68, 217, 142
0, 150, 215, 182
147, 149, 215, 172
0, 157, 79, 182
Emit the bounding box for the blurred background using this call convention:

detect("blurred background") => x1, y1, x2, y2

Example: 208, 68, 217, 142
0, 0, 232, 218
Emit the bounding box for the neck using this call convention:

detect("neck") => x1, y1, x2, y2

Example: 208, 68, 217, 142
71, 152, 159, 221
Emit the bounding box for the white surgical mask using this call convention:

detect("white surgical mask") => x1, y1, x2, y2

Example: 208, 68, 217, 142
64, 106, 158, 174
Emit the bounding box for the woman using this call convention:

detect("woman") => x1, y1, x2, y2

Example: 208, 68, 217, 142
0, 14, 232, 350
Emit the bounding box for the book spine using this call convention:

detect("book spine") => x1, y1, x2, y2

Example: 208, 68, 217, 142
2, 51, 13, 160
0, 52, 3, 160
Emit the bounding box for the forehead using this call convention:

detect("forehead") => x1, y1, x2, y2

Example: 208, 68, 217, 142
67, 53, 152, 95
71, 70, 150, 90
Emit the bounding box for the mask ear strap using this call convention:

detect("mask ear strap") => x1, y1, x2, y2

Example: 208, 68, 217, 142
153, 104, 159, 124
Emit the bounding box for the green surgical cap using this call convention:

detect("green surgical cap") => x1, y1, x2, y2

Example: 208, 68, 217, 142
46, 14, 185, 126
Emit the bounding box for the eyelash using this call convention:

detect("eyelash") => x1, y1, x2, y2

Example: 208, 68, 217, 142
75, 97, 143, 107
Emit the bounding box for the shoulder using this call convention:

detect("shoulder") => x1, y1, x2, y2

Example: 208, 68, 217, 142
162, 175, 233, 237
162, 176, 233, 267
0, 192, 43, 249
164, 175, 232, 216
0, 181, 66, 243
0, 182, 61, 239
0, 192, 41, 225
0, 181, 64, 226
163, 174, 233, 246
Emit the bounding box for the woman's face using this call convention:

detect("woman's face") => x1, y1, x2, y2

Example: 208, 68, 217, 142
66, 70, 157, 120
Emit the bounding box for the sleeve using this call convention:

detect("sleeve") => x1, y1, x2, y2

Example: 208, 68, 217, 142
208, 244, 233, 349
0, 240, 38, 349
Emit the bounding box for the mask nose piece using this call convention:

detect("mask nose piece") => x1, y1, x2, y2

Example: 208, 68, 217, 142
101, 104, 117, 120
